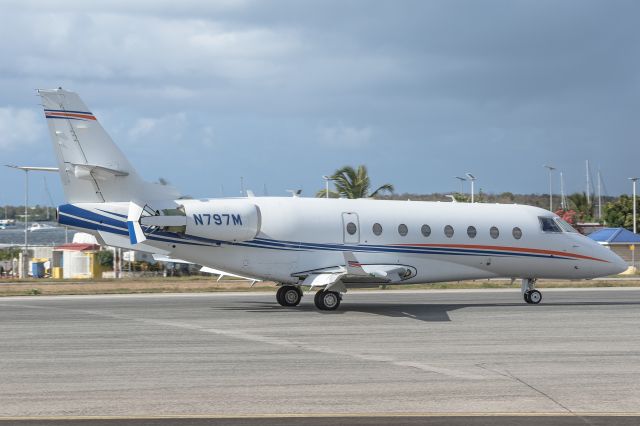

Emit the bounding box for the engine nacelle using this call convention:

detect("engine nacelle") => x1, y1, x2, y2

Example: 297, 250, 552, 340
181, 199, 261, 242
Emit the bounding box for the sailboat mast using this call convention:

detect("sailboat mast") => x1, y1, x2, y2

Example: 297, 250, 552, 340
585, 160, 591, 205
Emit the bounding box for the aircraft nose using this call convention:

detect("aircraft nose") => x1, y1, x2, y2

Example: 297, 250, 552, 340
596, 246, 628, 276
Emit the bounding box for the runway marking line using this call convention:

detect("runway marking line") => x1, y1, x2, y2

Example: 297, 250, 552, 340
1, 413, 640, 420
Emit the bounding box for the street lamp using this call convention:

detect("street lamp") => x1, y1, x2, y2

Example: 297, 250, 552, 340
465, 173, 476, 203
630, 177, 639, 234
5, 165, 59, 278
322, 175, 335, 199
454, 176, 466, 196
543, 165, 556, 211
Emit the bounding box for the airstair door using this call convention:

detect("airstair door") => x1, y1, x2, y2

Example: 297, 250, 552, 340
342, 212, 360, 244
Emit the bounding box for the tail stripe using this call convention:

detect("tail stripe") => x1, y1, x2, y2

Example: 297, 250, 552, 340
44, 109, 96, 121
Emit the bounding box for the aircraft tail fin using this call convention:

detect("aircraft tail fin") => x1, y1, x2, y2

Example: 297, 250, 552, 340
37, 88, 180, 203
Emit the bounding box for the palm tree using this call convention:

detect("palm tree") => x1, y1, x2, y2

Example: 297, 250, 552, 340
316, 165, 394, 199
568, 192, 594, 220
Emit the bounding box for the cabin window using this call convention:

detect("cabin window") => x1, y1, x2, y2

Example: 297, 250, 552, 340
421, 224, 431, 237
398, 224, 408, 236
490, 226, 499, 239
512, 227, 523, 239
346, 222, 357, 235
467, 226, 477, 238
539, 217, 562, 233
372, 223, 383, 236
444, 225, 454, 238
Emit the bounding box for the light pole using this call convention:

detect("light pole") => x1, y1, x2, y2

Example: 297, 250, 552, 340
465, 173, 476, 203
322, 175, 335, 199
5, 165, 59, 277
630, 177, 638, 234
454, 176, 466, 196
543, 165, 556, 211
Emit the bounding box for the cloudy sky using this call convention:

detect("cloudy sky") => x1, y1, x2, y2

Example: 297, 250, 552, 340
1, 0, 639, 205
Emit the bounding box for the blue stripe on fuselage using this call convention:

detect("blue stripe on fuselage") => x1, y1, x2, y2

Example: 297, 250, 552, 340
58, 204, 573, 260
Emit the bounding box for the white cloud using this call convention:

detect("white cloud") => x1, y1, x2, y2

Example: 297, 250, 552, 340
128, 118, 158, 139
0, 11, 300, 86
0, 108, 43, 150
125, 112, 187, 145
317, 124, 373, 148
200, 125, 215, 148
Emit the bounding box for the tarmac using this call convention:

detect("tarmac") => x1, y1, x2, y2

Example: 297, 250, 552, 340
1, 288, 639, 424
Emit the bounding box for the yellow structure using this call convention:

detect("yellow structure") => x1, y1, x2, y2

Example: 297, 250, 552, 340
52, 267, 63, 279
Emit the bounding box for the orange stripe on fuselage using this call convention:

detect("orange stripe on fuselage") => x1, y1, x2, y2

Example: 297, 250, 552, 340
392, 243, 607, 263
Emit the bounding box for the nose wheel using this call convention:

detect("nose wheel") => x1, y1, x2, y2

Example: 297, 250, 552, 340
524, 289, 542, 304
276, 285, 302, 307
521, 279, 542, 304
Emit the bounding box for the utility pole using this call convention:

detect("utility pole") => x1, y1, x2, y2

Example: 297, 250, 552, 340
465, 173, 476, 203
544, 165, 556, 211
322, 175, 335, 199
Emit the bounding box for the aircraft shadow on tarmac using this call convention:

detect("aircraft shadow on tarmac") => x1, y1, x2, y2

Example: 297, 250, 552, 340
215, 300, 640, 322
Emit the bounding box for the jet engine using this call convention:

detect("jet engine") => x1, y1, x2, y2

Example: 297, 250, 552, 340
180, 199, 261, 242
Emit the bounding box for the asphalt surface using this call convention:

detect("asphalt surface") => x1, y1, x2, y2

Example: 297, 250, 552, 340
1, 288, 639, 422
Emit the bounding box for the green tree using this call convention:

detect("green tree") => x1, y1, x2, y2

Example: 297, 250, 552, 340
96, 250, 114, 269
603, 195, 639, 230
568, 192, 594, 221
316, 165, 394, 199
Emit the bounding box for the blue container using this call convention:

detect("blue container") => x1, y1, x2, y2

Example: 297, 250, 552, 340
31, 262, 45, 278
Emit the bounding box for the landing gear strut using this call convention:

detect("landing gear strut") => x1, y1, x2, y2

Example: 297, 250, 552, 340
521, 278, 542, 304
276, 285, 302, 307
314, 290, 341, 311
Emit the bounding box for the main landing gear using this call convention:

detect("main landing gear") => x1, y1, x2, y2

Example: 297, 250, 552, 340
521, 278, 542, 304
276, 285, 302, 307
314, 290, 341, 311
275, 285, 343, 310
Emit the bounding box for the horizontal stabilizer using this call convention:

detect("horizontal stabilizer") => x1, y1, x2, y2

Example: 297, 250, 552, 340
97, 230, 169, 255
127, 202, 147, 244
71, 163, 129, 181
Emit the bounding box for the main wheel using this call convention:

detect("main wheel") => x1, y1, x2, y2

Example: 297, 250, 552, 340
315, 290, 341, 311
277, 286, 302, 307
523, 291, 531, 303
314, 290, 324, 308
528, 290, 542, 304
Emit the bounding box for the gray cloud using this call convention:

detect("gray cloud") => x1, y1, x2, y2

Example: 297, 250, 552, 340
1, 0, 639, 204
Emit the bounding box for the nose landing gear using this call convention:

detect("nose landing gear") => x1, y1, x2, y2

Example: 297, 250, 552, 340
521, 278, 542, 304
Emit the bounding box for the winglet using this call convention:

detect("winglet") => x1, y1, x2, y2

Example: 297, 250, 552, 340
343, 251, 367, 275
127, 201, 147, 244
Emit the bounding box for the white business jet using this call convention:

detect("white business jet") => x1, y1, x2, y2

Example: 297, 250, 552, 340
39, 89, 627, 310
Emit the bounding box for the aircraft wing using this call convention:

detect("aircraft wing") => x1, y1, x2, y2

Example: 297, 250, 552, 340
298, 252, 416, 291
151, 254, 262, 283
199, 266, 262, 283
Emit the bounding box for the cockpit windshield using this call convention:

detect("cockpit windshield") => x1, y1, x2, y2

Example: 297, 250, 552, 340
539, 216, 579, 233
555, 218, 578, 233
539, 217, 562, 233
